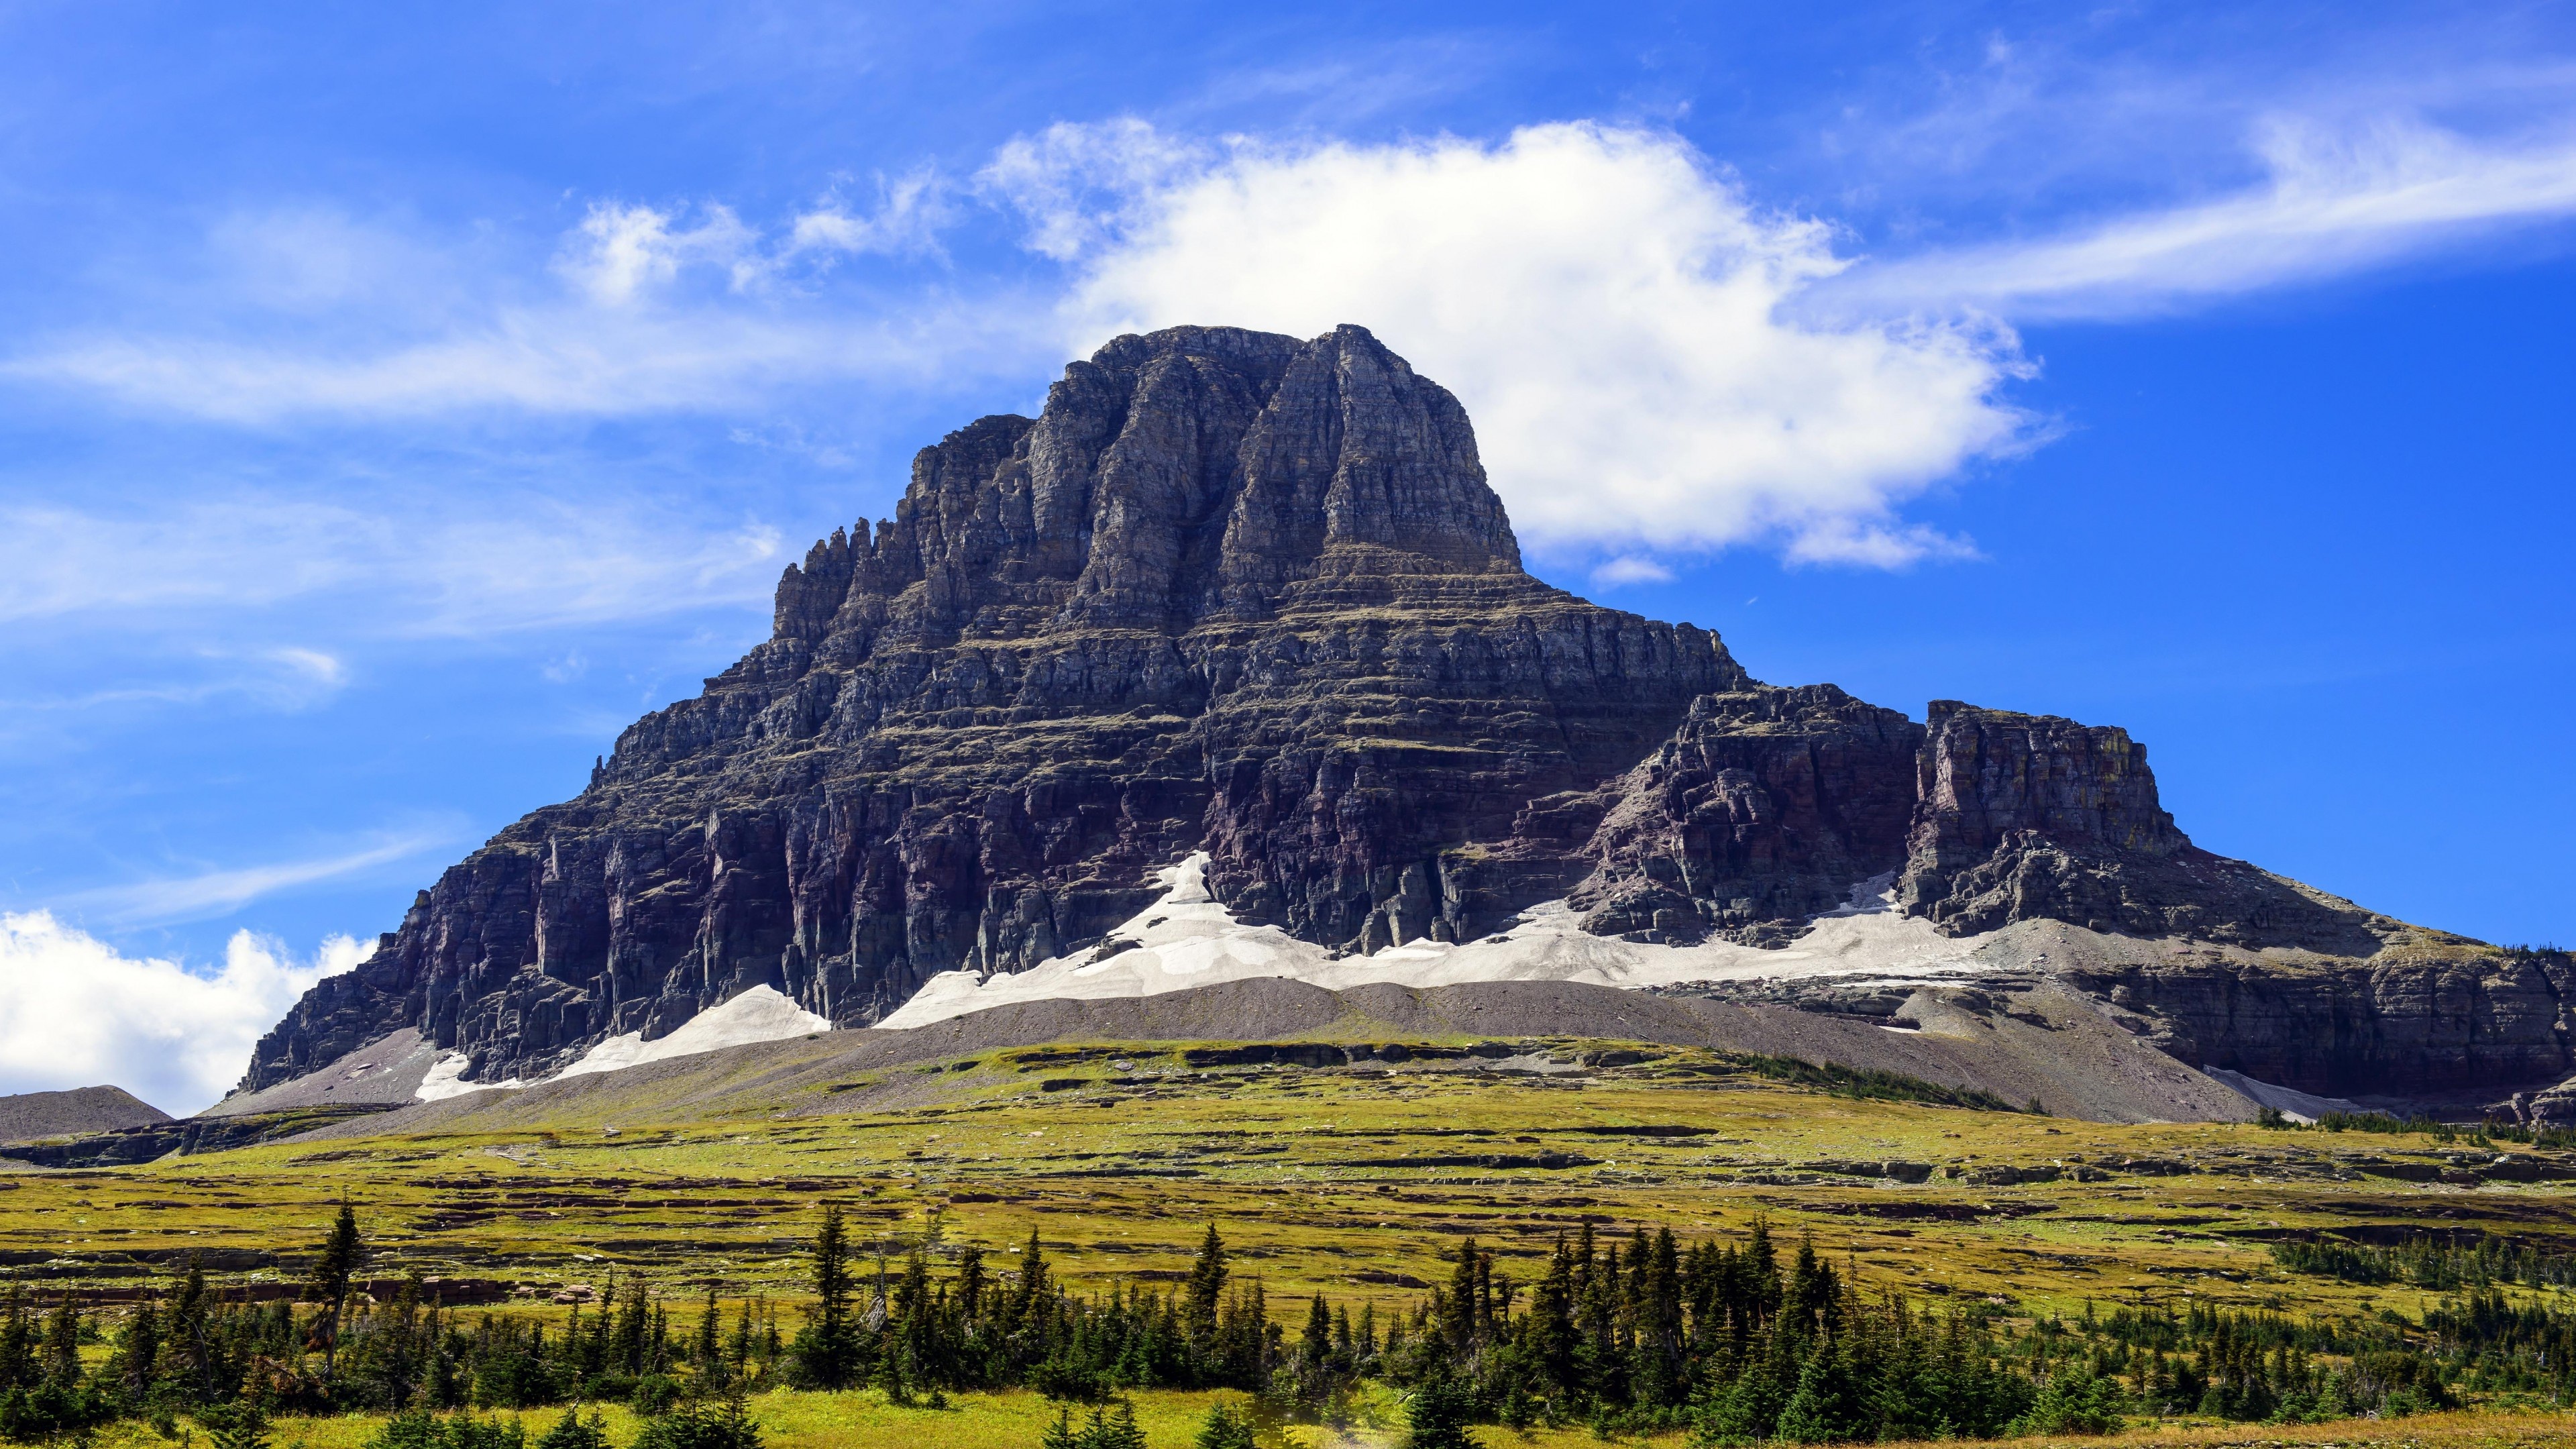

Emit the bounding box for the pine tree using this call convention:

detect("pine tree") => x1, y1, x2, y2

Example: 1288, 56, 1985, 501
40, 1301, 80, 1389
799, 1203, 857, 1389
1183, 1225, 1227, 1363
1772, 1345, 1860, 1445
201, 1389, 272, 1449
312, 1199, 364, 1384
1193, 1402, 1257, 1449
0, 1287, 34, 1393
1301, 1295, 1332, 1373
534, 1407, 609, 1449
1406, 1373, 1483, 1449
694, 1289, 723, 1380
1093, 1399, 1146, 1449
112, 1299, 162, 1402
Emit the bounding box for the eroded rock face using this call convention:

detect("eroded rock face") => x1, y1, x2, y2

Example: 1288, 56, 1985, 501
1564, 686, 1923, 945
233, 323, 2554, 1108
2063, 947, 2576, 1098
1895, 702, 2387, 953
237, 325, 1739, 1091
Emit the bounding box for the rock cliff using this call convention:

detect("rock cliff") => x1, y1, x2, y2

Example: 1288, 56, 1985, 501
233, 323, 2565, 1108
239, 326, 1737, 1091
1562, 686, 1923, 945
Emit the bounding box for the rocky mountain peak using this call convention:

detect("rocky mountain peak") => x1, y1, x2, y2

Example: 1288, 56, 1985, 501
767, 323, 1518, 657
231, 323, 2549, 1114
236, 327, 1737, 1092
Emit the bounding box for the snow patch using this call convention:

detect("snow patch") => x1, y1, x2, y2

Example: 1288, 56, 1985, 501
2203, 1067, 2361, 1125
875, 853, 2000, 1031
554, 985, 833, 1081
409, 985, 833, 1099
415, 1053, 523, 1102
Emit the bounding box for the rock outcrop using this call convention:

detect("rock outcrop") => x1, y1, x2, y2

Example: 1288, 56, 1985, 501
2061, 946, 2576, 1100
239, 326, 1737, 1091
1895, 702, 2390, 954
231, 323, 2556, 1109
1563, 686, 1923, 945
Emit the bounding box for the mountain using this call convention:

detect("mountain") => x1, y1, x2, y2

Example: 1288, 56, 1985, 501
233, 325, 2576, 1117
0, 1084, 170, 1142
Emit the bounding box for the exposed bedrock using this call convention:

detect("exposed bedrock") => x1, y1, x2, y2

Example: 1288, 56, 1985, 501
1894, 702, 2390, 954
2061, 947, 2576, 1099
233, 323, 2548, 1107
237, 324, 1737, 1092
1562, 686, 1924, 945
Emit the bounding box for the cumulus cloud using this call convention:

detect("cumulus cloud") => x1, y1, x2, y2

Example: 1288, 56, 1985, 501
0, 915, 360, 1114
1826, 117, 2576, 320
988, 121, 2033, 564
979, 119, 1214, 261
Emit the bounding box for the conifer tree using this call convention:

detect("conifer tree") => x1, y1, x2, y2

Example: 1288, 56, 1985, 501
1183, 1225, 1227, 1360
40, 1301, 80, 1389
1094, 1399, 1146, 1449
1193, 1402, 1256, 1449
798, 1203, 856, 1388
311, 1200, 364, 1384
1406, 1371, 1482, 1449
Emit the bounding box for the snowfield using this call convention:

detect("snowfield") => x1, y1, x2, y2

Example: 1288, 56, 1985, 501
876, 851, 1999, 1030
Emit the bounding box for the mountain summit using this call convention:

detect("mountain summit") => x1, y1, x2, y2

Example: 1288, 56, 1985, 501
235, 325, 2575, 1116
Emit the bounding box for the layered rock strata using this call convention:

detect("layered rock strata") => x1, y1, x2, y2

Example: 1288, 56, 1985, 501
1563, 686, 1923, 945
234, 323, 2556, 1108
240, 325, 1737, 1091
1895, 702, 2387, 953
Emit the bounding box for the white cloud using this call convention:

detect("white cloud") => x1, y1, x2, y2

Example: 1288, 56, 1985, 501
0, 645, 352, 718
0, 914, 361, 1114
64, 833, 449, 926
9, 304, 1027, 421
788, 168, 955, 260
17, 109, 2572, 571
558, 202, 762, 304
979, 119, 1212, 261
0, 498, 786, 636
1590, 556, 1674, 588
1827, 117, 2576, 319
992, 121, 2033, 564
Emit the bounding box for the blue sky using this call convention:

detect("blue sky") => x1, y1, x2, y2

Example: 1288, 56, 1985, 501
3, 2, 2573, 1108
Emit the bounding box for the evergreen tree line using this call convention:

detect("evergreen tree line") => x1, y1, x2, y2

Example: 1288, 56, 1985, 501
0, 1200, 788, 1445
5, 1203, 2567, 1447
2270, 1230, 2576, 1290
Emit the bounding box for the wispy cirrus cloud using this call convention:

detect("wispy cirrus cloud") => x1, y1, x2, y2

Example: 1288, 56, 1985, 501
2, 175, 1030, 425
64, 830, 456, 927
0, 646, 349, 718
0, 496, 786, 635
1825, 117, 2576, 320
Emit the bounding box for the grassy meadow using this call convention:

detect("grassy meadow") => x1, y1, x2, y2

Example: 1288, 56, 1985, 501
10, 1037, 2576, 1445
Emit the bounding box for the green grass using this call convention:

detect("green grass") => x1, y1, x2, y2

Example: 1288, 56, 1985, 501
47, 1391, 2576, 1449
9, 1037, 2576, 1338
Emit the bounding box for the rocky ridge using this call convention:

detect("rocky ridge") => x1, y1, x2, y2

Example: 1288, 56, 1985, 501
235, 324, 2574, 1110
